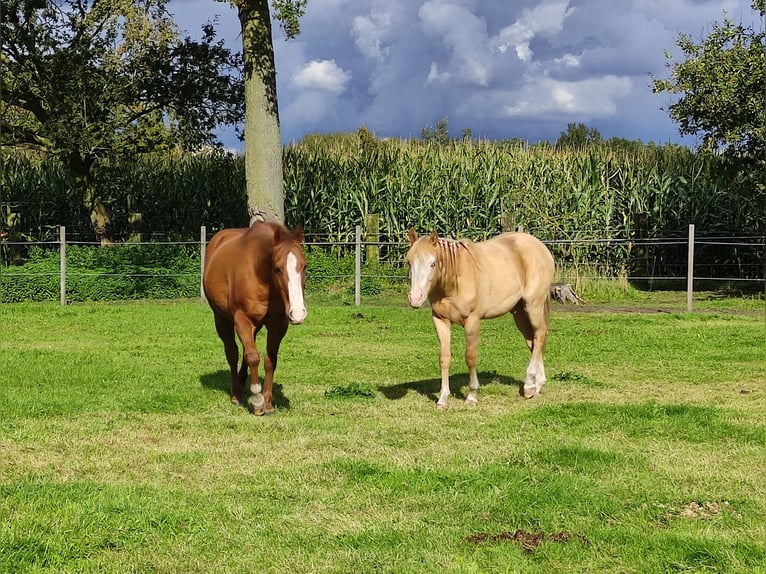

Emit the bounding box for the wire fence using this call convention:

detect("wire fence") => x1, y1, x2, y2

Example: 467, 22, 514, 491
1, 225, 763, 309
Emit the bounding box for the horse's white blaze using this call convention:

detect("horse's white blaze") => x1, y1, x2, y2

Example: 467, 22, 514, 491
408, 253, 436, 308
286, 252, 307, 324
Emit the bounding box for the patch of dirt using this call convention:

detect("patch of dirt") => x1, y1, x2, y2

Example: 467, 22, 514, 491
646, 501, 740, 527
553, 304, 676, 314
678, 501, 735, 520
465, 529, 590, 555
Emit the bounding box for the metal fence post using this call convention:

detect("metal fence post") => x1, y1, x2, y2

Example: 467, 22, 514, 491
59, 226, 66, 306
355, 225, 361, 306
200, 226, 207, 303
687, 224, 695, 312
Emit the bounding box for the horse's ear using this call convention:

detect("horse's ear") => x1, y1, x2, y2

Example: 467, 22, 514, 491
429, 230, 439, 245
407, 228, 418, 246
293, 226, 304, 243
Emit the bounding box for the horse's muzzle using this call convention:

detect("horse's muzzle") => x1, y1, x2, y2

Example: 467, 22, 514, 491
408, 290, 427, 308
289, 307, 307, 324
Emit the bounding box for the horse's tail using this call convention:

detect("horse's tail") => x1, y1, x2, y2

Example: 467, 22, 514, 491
544, 287, 551, 325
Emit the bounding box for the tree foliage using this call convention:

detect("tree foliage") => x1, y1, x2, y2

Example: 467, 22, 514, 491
652, 0, 765, 176
270, 0, 307, 39
421, 117, 451, 145
555, 123, 603, 149
1, 0, 244, 242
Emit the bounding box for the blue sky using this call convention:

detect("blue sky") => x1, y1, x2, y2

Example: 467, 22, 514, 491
169, 0, 762, 149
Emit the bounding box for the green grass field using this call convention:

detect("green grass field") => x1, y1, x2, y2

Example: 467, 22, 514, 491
0, 294, 764, 573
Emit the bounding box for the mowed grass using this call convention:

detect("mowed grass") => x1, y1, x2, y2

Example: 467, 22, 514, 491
0, 295, 764, 573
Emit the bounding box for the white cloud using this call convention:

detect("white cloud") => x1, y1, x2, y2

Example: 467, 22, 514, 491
418, 1, 492, 86
427, 62, 450, 84
524, 0, 572, 38
291, 60, 352, 94
352, 10, 392, 62
500, 75, 633, 118
491, 0, 571, 61
554, 54, 581, 69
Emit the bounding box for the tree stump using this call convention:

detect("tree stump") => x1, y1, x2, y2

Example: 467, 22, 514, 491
550, 283, 585, 305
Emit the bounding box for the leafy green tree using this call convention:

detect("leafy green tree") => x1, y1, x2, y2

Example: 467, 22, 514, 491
421, 117, 451, 145
604, 137, 648, 153
555, 123, 603, 149
1, 0, 243, 243
228, 0, 306, 224
652, 0, 765, 195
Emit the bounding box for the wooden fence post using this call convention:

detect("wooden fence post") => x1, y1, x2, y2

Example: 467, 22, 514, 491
687, 224, 695, 312
8, 211, 22, 265
128, 213, 143, 242
200, 226, 207, 303
365, 214, 379, 264
355, 225, 361, 306
499, 198, 514, 232
60, 226, 66, 306
500, 212, 514, 232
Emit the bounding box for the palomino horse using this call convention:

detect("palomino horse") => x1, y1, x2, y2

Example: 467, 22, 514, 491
406, 229, 554, 408
203, 222, 307, 415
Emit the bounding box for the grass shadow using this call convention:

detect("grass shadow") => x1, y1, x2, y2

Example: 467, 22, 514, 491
200, 370, 230, 394
200, 370, 291, 410
378, 371, 523, 402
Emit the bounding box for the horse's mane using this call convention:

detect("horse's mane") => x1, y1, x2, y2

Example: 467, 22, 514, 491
270, 225, 305, 259
435, 237, 476, 293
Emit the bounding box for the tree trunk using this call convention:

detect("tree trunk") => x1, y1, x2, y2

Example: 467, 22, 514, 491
69, 152, 115, 246
238, 0, 284, 225
86, 188, 115, 246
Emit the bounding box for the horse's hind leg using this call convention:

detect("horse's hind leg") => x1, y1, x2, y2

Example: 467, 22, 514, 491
214, 313, 244, 405
261, 319, 288, 415
463, 315, 481, 406
512, 300, 548, 398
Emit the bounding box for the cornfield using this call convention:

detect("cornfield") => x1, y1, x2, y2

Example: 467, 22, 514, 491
283, 135, 763, 282
1, 134, 763, 283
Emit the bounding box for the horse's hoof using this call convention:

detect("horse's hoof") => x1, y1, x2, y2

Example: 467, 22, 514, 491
435, 402, 448, 410
264, 408, 276, 416
523, 388, 539, 399
248, 393, 266, 415
230, 396, 242, 407
464, 398, 478, 407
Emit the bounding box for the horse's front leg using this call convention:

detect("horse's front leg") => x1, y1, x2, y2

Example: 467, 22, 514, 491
233, 313, 265, 415
463, 316, 481, 405
432, 315, 452, 409
262, 319, 288, 415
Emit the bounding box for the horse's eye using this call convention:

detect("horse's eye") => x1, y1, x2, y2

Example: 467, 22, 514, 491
275, 267, 283, 275
430, 261, 436, 268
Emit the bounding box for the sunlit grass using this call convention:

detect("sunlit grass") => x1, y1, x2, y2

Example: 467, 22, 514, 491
0, 298, 763, 573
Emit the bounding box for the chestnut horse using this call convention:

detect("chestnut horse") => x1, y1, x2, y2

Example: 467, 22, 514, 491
406, 229, 554, 408
203, 222, 307, 415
